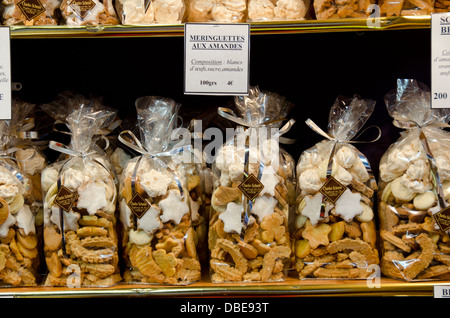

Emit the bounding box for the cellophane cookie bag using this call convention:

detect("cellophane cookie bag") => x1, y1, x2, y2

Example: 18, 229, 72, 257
0, 120, 41, 286
116, 0, 185, 24
378, 79, 450, 281
313, 0, 375, 19
1, 0, 60, 25
118, 96, 201, 285
208, 86, 296, 283
60, 0, 118, 25
379, 0, 434, 16
247, 0, 309, 21
186, 0, 247, 22
41, 95, 121, 287
9, 98, 49, 278
294, 95, 379, 280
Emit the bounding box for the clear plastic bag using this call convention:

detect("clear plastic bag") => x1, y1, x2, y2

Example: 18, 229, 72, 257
116, 0, 185, 24
60, 0, 118, 25
208, 87, 295, 283
247, 0, 309, 21
313, 0, 375, 19
186, 0, 246, 22
294, 95, 379, 279
0, 118, 41, 286
41, 95, 121, 287
379, 0, 434, 16
378, 79, 450, 281
1, 0, 61, 25
119, 96, 201, 285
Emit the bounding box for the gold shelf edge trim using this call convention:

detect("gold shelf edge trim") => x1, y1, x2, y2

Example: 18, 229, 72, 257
0, 278, 445, 298
7, 16, 431, 39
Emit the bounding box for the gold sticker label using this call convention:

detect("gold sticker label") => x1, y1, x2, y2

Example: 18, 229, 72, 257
434, 206, 450, 232
17, 0, 45, 21
127, 193, 150, 219
69, 0, 96, 19
54, 186, 78, 212
319, 176, 346, 204
238, 174, 264, 201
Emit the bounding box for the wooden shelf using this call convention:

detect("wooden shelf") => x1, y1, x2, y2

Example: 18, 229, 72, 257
6, 16, 431, 39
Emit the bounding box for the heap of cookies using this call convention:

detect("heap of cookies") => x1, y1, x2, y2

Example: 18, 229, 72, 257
208, 88, 296, 283
294, 96, 379, 279
0, 120, 40, 286
247, 0, 309, 21
435, 0, 450, 12
42, 104, 121, 287
119, 97, 201, 285
209, 142, 293, 283
313, 0, 375, 19
116, 0, 185, 24
186, 0, 247, 22
379, 0, 434, 16
378, 79, 450, 281
60, 0, 119, 25
1, 0, 60, 25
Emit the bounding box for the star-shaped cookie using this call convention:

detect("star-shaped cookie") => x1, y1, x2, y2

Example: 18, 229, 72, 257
219, 202, 243, 234
159, 190, 189, 224
335, 188, 363, 222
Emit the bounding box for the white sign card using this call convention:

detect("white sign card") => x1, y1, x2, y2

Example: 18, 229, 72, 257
0, 27, 11, 119
432, 12, 450, 109
184, 23, 250, 96
434, 285, 450, 298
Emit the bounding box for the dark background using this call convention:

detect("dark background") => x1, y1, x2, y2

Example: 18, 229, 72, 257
10, 28, 431, 177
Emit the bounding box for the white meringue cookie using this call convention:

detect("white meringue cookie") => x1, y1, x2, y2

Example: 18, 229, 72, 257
335, 146, 357, 169
349, 158, 370, 183
41, 167, 59, 193
405, 159, 429, 181
299, 168, 322, 194
140, 169, 173, 197
0, 171, 20, 201
297, 151, 322, 174
153, 0, 185, 23
274, 0, 307, 20
331, 164, 353, 186
248, 0, 274, 20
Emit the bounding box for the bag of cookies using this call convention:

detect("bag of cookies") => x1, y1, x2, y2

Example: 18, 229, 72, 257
118, 96, 201, 285
208, 86, 296, 283
313, 0, 375, 19
379, 0, 434, 16
294, 95, 379, 279
60, 0, 118, 25
41, 95, 121, 287
0, 117, 42, 286
186, 0, 247, 22
1, 0, 60, 25
247, 0, 309, 21
115, 0, 185, 24
378, 79, 450, 281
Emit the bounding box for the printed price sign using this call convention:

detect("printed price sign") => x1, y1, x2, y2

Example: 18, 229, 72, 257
0, 27, 11, 119
432, 12, 450, 109
184, 23, 250, 96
